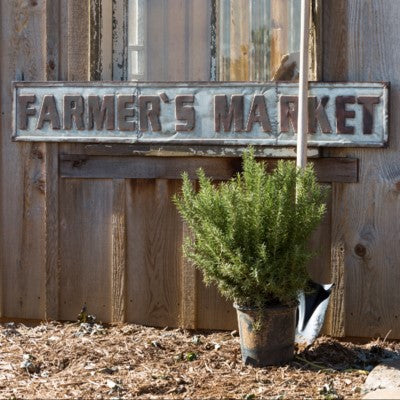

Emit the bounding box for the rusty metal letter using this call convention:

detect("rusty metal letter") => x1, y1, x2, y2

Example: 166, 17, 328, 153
18, 94, 36, 130
308, 96, 332, 134
245, 95, 271, 132
88, 95, 115, 130
336, 96, 355, 134
175, 95, 195, 132
280, 96, 298, 133
117, 95, 136, 131
139, 96, 161, 132
214, 95, 244, 132
63, 95, 85, 130
357, 96, 380, 134
37, 95, 60, 130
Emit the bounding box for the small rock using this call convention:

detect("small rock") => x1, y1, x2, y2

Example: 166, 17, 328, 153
106, 379, 122, 392
151, 340, 163, 349
107, 379, 118, 389
192, 335, 202, 345
100, 367, 118, 375
175, 385, 186, 394
20, 354, 40, 374
363, 388, 400, 399
364, 360, 400, 392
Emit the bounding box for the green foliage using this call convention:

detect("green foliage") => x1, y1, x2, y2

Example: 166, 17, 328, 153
173, 149, 328, 309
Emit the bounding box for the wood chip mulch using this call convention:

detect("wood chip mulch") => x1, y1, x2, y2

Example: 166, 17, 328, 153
0, 320, 399, 399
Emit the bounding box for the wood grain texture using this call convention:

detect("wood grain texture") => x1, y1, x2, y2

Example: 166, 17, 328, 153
146, 0, 211, 81
270, 0, 289, 78
44, 143, 59, 320
112, 0, 128, 81
60, 155, 358, 183
126, 179, 183, 327
307, 185, 332, 285
111, 179, 127, 322
196, 271, 237, 330
146, 0, 165, 80
190, 0, 211, 81
179, 221, 197, 328
229, 0, 250, 81
0, 0, 47, 319
167, 0, 185, 80
59, 179, 113, 322
311, 0, 323, 81
59, 0, 117, 323
75, 144, 320, 158
324, 0, 400, 338
67, 0, 89, 81
44, 0, 60, 320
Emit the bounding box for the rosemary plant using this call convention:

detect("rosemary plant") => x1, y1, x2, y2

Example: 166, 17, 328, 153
173, 149, 327, 309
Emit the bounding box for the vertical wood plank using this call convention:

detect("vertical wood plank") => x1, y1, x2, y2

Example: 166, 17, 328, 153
179, 222, 197, 329
89, 0, 102, 80
189, 0, 211, 81
196, 274, 237, 331
126, 180, 183, 327
67, 0, 89, 80
329, 186, 346, 337
194, 179, 237, 331
0, 0, 47, 319
217, 0, 231, 80
44, 0, 60, 321
101, 0, 113, 80
146, 0, 165, 80
59, 179, 113, 321
324, 0, 400, 338
270, 0, 288, 77
229, 0, 250, 80
113, 0, 128, 80
111, 179, 127, 322
44, 144, 59, 320
307, 186, 332, 285
310, 0, 323, 81
167, 0, 185, 80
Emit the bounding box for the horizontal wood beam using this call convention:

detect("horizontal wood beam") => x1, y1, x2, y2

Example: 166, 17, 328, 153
79, 144, 321, 158
60, 155, 358, 183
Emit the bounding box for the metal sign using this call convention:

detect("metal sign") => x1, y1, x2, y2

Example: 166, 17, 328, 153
13, 82, 389, 147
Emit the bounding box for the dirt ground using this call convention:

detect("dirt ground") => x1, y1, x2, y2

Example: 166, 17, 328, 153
0, 319, 398, 399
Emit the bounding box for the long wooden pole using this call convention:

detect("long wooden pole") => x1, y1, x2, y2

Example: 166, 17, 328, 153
296, 0, 310, 169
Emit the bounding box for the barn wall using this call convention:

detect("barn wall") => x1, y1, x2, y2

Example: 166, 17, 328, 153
3, 0, 392, 338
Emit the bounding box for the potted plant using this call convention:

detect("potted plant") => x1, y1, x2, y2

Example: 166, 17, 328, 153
173, 149, 327, 366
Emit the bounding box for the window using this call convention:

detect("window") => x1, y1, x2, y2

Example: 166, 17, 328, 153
127, 0, 301, 82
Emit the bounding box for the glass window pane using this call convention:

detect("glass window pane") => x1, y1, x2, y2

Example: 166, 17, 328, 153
128, 0, 212, 81
127, 0, 301, 82
217, 0, 301, 81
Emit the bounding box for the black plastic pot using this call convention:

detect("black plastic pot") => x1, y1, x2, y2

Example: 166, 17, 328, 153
234, 303, 296, 367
